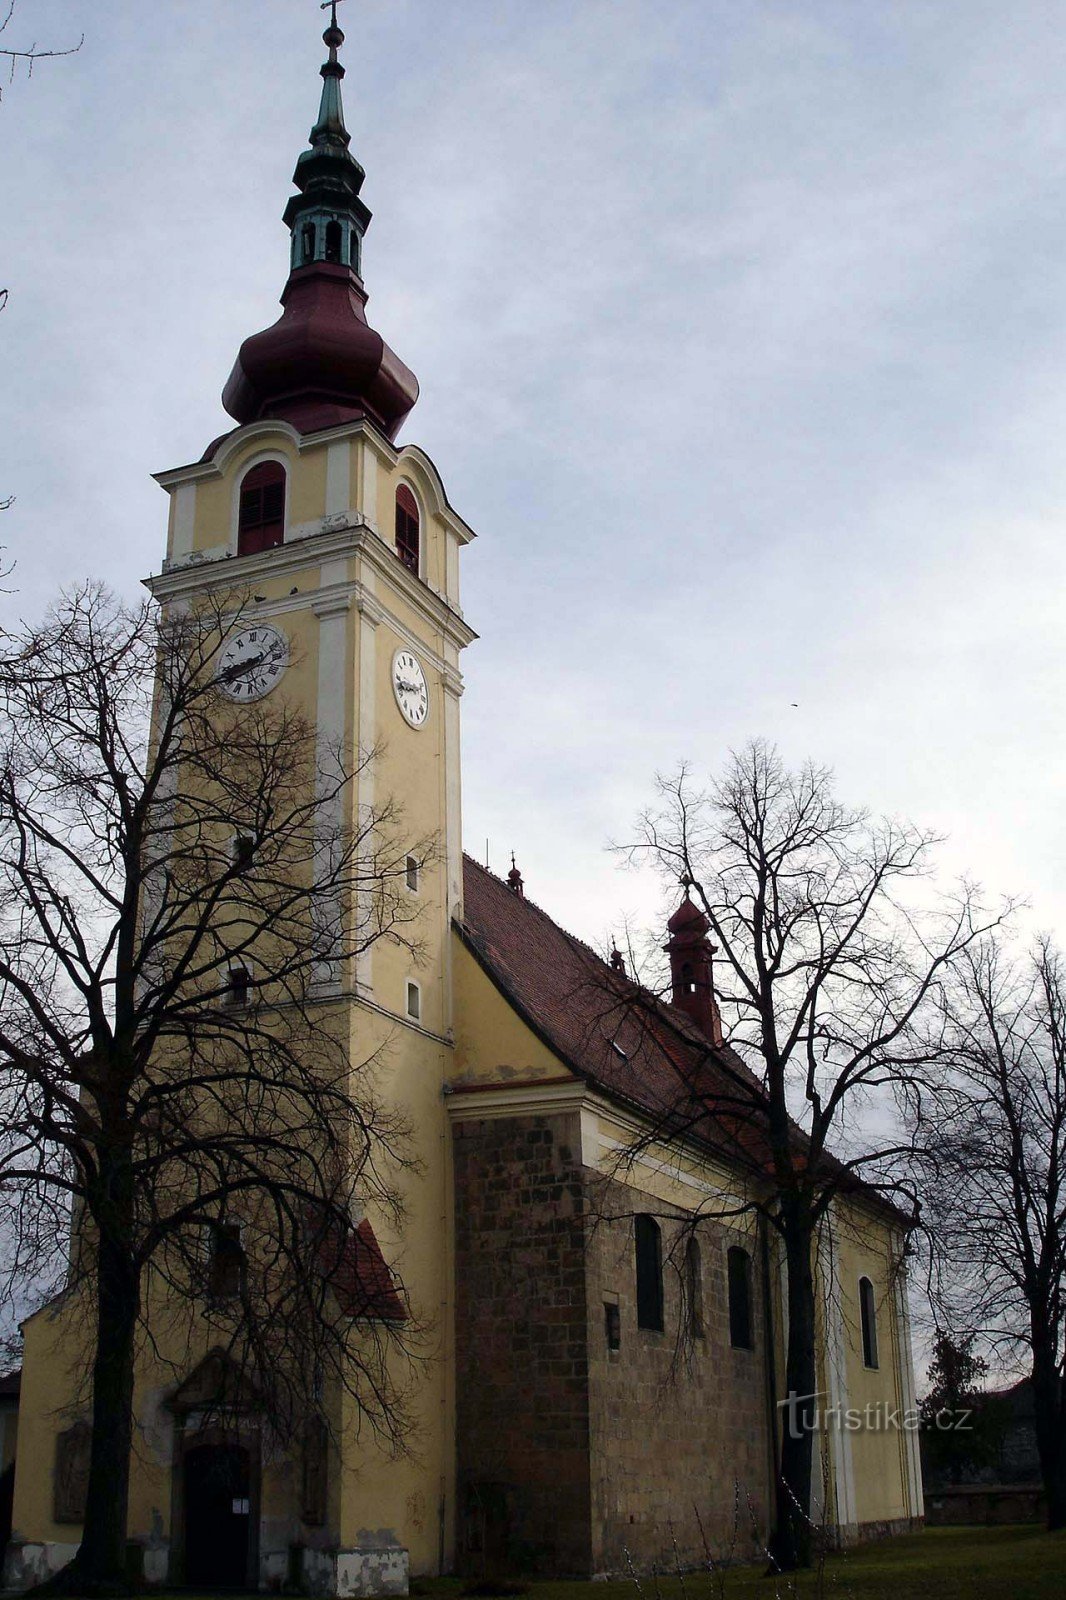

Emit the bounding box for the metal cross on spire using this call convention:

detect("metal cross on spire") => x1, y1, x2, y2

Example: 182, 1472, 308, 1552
320, 0, 345, 26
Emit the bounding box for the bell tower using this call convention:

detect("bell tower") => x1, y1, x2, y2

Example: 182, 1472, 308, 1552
146, 6, 477, 1584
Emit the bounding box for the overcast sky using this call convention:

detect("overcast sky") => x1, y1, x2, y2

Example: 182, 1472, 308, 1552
5, 0, 1066, 958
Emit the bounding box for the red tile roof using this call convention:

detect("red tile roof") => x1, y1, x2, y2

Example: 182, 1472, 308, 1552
458, 856, 903, 1219
316, 1214, 406, 1322
458, 856, 774, 1175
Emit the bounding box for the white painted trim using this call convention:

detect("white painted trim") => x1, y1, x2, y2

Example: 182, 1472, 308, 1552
359, 436, 379, 529
354, 574, 379, 997
172, 482, 196, 561
445, 1079, 590, 1121
822, 1209, 858, 1533
325, 439, 351, 518
895, 1262, 925, 1518
146, 524, 478, 652
312, 579, 350, 994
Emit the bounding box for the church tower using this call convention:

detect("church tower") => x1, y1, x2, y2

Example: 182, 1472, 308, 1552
143, 10, 476, 1588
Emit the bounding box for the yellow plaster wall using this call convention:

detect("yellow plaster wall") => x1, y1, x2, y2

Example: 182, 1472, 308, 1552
449, 941, 572, 1087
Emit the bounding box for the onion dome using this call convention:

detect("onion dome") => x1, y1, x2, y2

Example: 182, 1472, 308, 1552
667, 892, 710, 936
221, 3, 418, 439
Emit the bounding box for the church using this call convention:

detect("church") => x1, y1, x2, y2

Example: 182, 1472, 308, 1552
6, 10, 923, 1593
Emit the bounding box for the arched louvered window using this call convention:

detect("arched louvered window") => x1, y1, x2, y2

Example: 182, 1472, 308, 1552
635, 1214, 664, 1331
238, 462, 286, 556
325, 219, 343, 262
727, 1245, 753, 1349
395, 485, 420, 576
859, 1276, 879, 1369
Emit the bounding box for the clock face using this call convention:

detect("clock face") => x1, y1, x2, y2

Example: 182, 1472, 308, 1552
392, 649, 429, 728
216, 624, 289, 703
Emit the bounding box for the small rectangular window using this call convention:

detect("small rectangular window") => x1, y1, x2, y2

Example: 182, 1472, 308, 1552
233, 834, 255, 870
604, 1301, 621, 1351
207, 1222, 245, 1299
226, 964, 250, 1008
406, 981, 421, 1021
405, 855, 420, 893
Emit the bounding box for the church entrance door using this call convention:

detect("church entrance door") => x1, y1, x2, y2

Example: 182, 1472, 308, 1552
183, 1441, 252, 1589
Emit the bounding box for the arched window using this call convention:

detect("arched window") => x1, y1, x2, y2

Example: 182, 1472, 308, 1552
238, 462, 286, 555
302, 222, 316, 264
685, 1235, 704, 1338
859, 1276, 879, 1369
395, 485, 420, 575
325, 219, 342, 262
727, 1245, 753, 1349
635, 1214, 664, 1331
680, 961, 695, 995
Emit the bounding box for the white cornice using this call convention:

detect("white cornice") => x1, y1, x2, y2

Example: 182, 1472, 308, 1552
445, 1079, 591, 1121
143, 522, 478, 652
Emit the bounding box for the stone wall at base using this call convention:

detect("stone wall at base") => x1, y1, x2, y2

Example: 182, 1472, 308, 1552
452, 1110, 776, 1577
585, 1181, 773, 1573
453, 1111, 592, 1575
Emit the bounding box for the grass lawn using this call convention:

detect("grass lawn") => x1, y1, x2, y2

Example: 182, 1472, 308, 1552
403, 1526, 1066, 1600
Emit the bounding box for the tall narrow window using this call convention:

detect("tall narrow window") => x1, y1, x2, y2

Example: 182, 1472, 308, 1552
302, 222, 316, 264
859, 1276, 879, 1369
406, 981, 421, 1022
685, 1235, 704, 1338
238, 462, 286, 555
727, 1245, 753, 1349
207, 1222, 245, 1300
405, 855, 420, 893
324, 219, 342, 262
635, 1214, 664, 1331
395, 485, 420, 575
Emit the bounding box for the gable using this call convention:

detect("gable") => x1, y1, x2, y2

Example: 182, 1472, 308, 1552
450, 934, 576, 1089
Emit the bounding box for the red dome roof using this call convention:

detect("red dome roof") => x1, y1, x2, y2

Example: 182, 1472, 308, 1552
221, 263, 418, 440
667, 894, 709, 937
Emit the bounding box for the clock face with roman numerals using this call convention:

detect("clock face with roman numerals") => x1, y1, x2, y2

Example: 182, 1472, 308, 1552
392, 649, 429, 728
216, 624, 289, 703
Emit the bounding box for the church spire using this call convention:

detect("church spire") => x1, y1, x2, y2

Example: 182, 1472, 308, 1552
221, 2, 419, 440
311, 1, 349, 147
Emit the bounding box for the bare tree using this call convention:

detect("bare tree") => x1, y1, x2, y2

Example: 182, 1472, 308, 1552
0, 585, 432, 1594
916, 935, 1066, 1528
616, 740, 1004, 1568
0, 2, 81, 98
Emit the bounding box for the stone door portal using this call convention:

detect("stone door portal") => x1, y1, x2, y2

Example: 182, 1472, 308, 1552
183, 1441, 252, 1589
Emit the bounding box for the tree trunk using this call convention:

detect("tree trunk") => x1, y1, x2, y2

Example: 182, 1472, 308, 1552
1030, 1349, 1066, 1532
769, 1207, 817, 1571
69, 1167, 139, 1595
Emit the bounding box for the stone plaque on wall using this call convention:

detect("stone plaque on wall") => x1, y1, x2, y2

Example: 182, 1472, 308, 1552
53, 1421, 91, 1523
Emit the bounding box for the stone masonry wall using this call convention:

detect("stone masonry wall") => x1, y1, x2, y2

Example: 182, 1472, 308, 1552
585, 1178, 773, 1574
452, 1112, 776, 1578
452, 1111, 591, 1576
